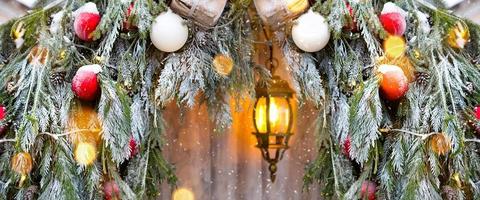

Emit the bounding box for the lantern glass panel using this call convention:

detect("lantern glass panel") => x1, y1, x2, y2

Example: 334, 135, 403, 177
254, 96, 291, 134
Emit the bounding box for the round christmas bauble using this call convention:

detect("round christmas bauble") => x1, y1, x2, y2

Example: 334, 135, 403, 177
342, 135, 351, 158
0, 105, 7, 135
292, 9, 330, 52
150, 9, 188, 52
129, 137, 138, 158
11, 152, 33, 175
173, 188, 195, 200
379, 3, 406, 36
474, 106, 480, 120
447, 22, 470, 49
360, 181, 377, 200
67, 105, 102, 145
72, 64, 102, 101
73, 3, 101, 41
103, 180, 121, 200
212, 54, 234, 76
378, 64, 409, 101
383, 36, 406, 59
74, 142, 97, 166
430, 133, 451, 156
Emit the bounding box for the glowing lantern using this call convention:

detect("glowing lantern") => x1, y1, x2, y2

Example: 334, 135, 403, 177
253, 76, 295, 182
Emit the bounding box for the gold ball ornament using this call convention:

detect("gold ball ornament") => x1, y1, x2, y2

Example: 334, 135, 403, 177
67, 105, 102, 145
429, 133, 451, 156
74, 142, 97, 166
11, 152, 33, 186
212, 54, 234, 76
11, 152, 33, 175
173, 188, 195, 200
286, 0, 309, 14
447, 22, 470, 49
383, 36, 406, 59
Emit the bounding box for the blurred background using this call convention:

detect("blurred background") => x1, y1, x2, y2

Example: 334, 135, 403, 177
1, 0, 479, 24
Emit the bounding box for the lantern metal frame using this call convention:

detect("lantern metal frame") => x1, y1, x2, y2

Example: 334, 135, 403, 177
253, 75, 295, 182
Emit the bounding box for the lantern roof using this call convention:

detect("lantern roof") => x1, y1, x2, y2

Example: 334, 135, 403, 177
255, 76, 295, 98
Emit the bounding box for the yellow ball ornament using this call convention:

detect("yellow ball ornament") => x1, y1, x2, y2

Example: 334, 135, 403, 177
212, 54, 234, 76
67, 105, 102, 145
11, 152, 33, 175
429, 133, 451, 156
286, 0, 309, 14
447, 22, 470, 49
11, 152, 33, 186
173, 188, 195, 200
74, 142, 97, 166
383, 36, 406, 59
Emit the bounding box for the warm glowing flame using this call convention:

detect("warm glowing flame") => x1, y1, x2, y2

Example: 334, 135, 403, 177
255, 97, 290, 134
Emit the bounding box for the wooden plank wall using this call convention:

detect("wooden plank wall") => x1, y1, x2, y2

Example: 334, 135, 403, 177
159, 33, 322, 199
160, 93, 322, 200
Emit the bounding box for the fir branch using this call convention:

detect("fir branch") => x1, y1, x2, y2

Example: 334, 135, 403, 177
96, 0, 130, 62
354, 2, 383, 60
98, 75, 132, 164
327, 0, 349, 39
38, 139, 81, 200
283, 41, 324, 106
348, 77, 382, 164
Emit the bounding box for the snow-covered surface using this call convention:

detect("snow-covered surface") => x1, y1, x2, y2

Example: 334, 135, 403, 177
49, 11, 64, 34
378, 64, 404, 75
73, 2, 99, 17
77, 64, 102, 74
381, 2, 407, 17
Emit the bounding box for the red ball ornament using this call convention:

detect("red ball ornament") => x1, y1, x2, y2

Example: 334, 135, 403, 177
103, 180, 120, 200
73, 3, 101, 41
123, 3, 137, 31
474, 106, 480, 120
342, 135, 351, 158
72, 65, 102, 101
361, 181, 377, 200
129, 137, 138, 158
379, 3, 406, 36
378, 64, 409, 101
0, 105, 6, 135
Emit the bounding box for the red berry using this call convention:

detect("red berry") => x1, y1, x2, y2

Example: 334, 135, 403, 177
74, 12, 101, 41
378, 64, 409, 101
129, 137, 138, 158
361, 181, 377, 200
0, 105, 6, 135
342, 135, 351, 158
103, 180, 120, 200
345, 3, 358, 32
474, 106, 480, 120
123, 3, 137, 31
380, 12, 406, 36
72, 66, 100, 101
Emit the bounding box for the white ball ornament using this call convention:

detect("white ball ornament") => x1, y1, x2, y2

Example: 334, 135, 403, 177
150, 9, 189, 52
292, 9, 330, 52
